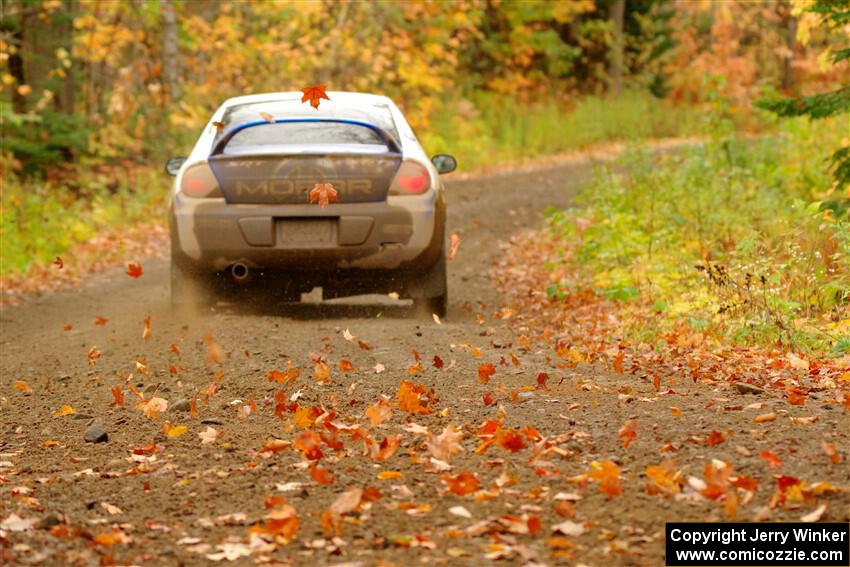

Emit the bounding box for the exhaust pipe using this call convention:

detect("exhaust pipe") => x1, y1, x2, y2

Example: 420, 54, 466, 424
230, 263, 251, 283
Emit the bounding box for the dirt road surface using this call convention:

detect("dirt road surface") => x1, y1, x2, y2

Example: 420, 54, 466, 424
2, 158, 848, 566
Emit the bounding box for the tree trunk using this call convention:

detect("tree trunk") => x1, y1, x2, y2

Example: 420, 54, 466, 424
608, 0, 625, 97
782, 7, 797, 93
57, 0, 76, 116
160, 0, 180, 101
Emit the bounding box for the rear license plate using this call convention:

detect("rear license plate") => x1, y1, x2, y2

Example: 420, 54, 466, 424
278, 219, 335, 246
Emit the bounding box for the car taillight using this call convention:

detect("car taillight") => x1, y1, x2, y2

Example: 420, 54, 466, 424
389, 160, 431, 195
180, 163, 222, 198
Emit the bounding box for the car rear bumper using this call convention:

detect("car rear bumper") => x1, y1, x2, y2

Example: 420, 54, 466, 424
169, 191, 444, 272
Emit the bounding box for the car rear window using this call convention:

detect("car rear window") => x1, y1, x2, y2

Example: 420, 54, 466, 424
221, 98, 399, 142
224, 122, 387, 150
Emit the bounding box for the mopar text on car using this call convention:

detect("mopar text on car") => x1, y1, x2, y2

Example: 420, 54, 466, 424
165, 92, 456, 315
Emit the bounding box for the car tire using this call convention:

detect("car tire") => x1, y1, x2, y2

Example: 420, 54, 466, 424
412, 250, 448, 318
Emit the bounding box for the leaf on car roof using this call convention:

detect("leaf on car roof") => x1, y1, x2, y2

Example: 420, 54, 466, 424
301, 84, 330, 110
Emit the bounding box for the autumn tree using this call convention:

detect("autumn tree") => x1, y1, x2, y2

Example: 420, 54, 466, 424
756, 0, 850, 188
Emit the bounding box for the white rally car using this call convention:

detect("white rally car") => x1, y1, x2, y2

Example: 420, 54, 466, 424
166, 91, 456, 315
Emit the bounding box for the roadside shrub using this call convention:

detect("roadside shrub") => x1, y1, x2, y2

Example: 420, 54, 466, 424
545, 116, 849, 354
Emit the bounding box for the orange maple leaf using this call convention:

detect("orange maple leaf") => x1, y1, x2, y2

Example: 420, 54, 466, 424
126, 263, 143, 278
339, 359, 354, 372
294, 430, 323, 460
314, 361, 331, 384
110, 386, 124, 408
365, 398, 393, 425
310, 464, 335, 485
478, 363, 496, 384
618, 419, 638, 448
706, 430, 725, 446
442, 471, 480, 496
588, 460, 622, 497
94, 316, 108, 326
308, 182, 339, 207
300, 84, 330, 110
427, 424, 464, 462
397, 379, 433, 415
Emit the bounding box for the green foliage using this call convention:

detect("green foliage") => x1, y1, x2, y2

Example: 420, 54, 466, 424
1, 102, 90, 174
546, 115, 850, 354
0, 168, 167, 276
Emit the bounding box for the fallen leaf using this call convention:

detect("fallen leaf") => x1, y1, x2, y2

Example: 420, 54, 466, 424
110, 386, 124, 407
397, 379, 433, 415
87, 346, 101, 366
449, 505, 472, 518
800, 504, 826, 522
126, 263, 143, 278
706, 430, 725, 446
95, 316, 108, 326
427, 424, 464, 462
199, 426, 220, 445
822, 441, 841, 464
365, 398, 393, 426
212, 121, 224, 133
142, 315, 151, 340
374, 363, 386, 373
339, 359, 354, 372
14, 380, 31, 394
754, 412, 776, 423
300, 84, 330, 109
53, 257, 64, 269
314, 361, 331, 384
377, 470, 403, 480
432, 313, 442, 325
330, 487, 363, 515
0, 513, 37, 532
163, 423, 187, 437
53, 404, 75, 417
552, 520, 584, 536
618, 419, 638, 448
259, 111, 275, 123
478, 363, 496, 384
759, 450, 782, 469
442, 471, 480, 496
588, 460, 621, 497
137, 396, 168, 419
310, 464, 335, 485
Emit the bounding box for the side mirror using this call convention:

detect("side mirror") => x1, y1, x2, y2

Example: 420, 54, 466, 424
431, 154, 457, 174
165, 157, 187, 176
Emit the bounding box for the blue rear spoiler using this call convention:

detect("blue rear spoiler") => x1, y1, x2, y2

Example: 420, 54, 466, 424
210, 118, 402, 155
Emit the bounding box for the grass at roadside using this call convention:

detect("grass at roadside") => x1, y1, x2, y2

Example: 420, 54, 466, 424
421, 91, 720, 171
537, 115, 849, 357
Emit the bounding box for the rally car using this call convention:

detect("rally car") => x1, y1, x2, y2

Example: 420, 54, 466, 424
166, 91, 456, 315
